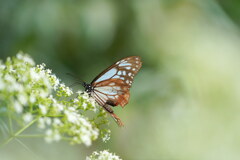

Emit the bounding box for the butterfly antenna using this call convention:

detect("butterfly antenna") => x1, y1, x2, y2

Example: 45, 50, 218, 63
66, 73, 85, 86
69, 82, 83, 88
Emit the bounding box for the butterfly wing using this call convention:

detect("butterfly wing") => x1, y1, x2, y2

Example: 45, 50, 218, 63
91, 56, 142, 107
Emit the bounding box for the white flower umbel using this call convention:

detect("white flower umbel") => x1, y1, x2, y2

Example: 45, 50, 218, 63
86, 150, 122, 160
0, 52, 111, 147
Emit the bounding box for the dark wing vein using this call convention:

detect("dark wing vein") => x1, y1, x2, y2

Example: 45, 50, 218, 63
92, 92, 105, 106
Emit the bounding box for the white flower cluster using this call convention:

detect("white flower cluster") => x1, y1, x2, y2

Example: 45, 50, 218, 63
102, 129, 111, 142
0, 52, 111, 146
86, 150, 122, 160
64, 106, 99, 146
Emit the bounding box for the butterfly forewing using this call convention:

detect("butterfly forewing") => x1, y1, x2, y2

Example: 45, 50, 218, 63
92, 56, 142, 86
91, 56, 142, 107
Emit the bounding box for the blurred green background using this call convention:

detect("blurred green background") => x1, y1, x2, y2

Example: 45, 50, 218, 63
1, 0, 240, 159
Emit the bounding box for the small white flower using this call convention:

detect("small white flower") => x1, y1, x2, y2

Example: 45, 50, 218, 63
38, 118, 45, 129
17, 53, 35, 65
18, 94, 28, 105
65, 110, 80, 124
76, 90, 83, 95
89, 98, 96, 106
53, 132, 61, 141
39, 90, 49, 98
45, 117, 52, 125
38, 63, 46, 70
86, 150, 122, 160
23, 113, 33, 123
45, 129, 61, 143
43, 78, 51, 90
46, 129, 53, 136
0, 63, 5, 70
82, 102, 87, 109
8, 66, 16, 73
16, 53, 23, 60
6, 57, 11, 63
102, 130, 111, 142
8, 83, 23, 92
0, 79, 5, 90
53, 118, 62, 126
73, 98, 79, 103
4, 74, 15, 83
29, 95, 36, 103
92, 129, 99, 138
23, 56, 35, 66
65, 87, 73, 96
59, 83, 73, 96
82, 92, 89, 99
14, 101, 23, 113
30, 68, 40, 81
45, 129, 53, 143
50, 75, 60, 90
55, 103, 64, 112
39, 104, 47, 115
68, 107, 76, 112
81, 134, 91, 146
73, 136, 79, 142
79, 117, 91, 128
46, 69, 52, 74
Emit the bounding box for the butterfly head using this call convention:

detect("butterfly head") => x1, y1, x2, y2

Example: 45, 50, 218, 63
83, 82, 94, 93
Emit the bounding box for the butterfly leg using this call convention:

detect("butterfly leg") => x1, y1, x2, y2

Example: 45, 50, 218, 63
103, 105, 124, 127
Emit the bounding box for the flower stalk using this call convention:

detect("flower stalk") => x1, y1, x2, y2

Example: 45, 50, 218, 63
0, 117, 38, 147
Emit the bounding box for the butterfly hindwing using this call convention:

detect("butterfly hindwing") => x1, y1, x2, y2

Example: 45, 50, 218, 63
94, 79, 130, 107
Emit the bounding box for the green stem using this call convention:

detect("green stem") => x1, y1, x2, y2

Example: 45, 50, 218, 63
17, 134, 45, 138
7, 106, 13, 134
45, 114, 64, 117
0, 117, 39, 148
61, 137, 71, 141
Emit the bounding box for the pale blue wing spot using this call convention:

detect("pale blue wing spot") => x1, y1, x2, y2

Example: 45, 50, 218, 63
113, 75, 120, 79
95, 86, 118, 95
109, 95, 115, 99
120, 60, 127, 63
119, 63, 131, 67
113, 86, 121, 90
95, 68, 117, 83
118, 71, 122, 75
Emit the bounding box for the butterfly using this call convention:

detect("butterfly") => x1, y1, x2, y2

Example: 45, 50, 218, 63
78, 56, 142, 126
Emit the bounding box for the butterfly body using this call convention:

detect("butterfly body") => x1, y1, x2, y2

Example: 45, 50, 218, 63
84, 83, 94, 93
82, 56, 142, 126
